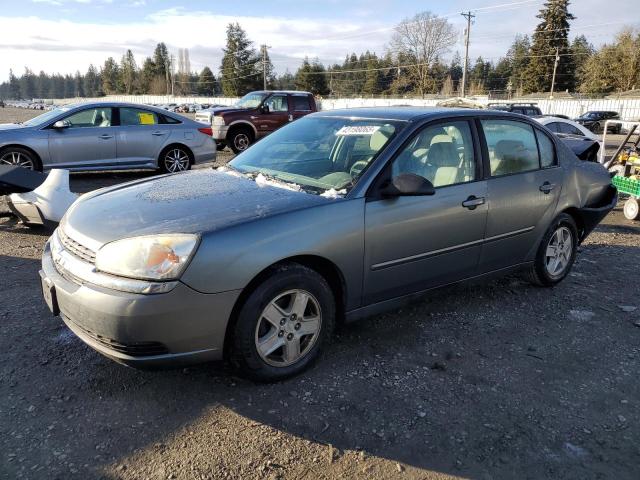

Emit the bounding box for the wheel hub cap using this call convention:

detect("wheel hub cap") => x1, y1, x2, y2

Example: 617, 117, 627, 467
254, 289, 322, 367
545, 226, 573, 277
165, 149, 189, 172
1, 151, 34, 170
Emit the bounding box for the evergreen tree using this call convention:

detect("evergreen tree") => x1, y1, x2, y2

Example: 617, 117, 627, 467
73, 71, 84, 97
362, 53, 382, 96
294, 58, 329, 96
102, 57, 119, 95
571, 35, 594, 88
83, 64, 100, 97
197, 66, 216, 96
19, 68, 36, 99
523, 0, 575, 93
220, 23, 260, 96
120, 49, 138, 94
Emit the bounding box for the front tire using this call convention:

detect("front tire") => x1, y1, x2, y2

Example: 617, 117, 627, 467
0, 147, 40, 171
227, 127, 253, 154
231, 263, 335, 382
525, 213, 578, 287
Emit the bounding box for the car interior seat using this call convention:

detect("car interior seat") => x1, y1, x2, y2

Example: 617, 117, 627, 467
494, 140, 531, 175
94, 110, 111, 127
427, 140, 460, 187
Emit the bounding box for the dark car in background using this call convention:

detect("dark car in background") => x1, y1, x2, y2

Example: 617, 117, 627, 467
40, 107, 616, 381
574, 111, 621, 133
196, 90, 318, 153
487, 103, 543, 116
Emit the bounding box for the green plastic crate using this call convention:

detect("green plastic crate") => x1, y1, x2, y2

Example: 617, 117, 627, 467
612, 175, 640, 197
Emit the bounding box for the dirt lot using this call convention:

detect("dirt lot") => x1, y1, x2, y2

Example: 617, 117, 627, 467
1, 107, 639, 480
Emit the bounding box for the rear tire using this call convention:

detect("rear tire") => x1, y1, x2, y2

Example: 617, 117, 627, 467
0, 147, 41, 171
227, 127, 253, 154
623, 198, 640, 220
159, 146, 191, 173
525, 213, 578, 287
231, 263, 335, 382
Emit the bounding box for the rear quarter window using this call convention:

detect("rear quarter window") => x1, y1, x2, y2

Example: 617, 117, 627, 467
535, 129, 556, 168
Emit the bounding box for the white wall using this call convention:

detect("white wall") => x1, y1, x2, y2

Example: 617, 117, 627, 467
49, 94, 640, 120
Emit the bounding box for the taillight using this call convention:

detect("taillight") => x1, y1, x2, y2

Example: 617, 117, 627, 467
198, 127, 213, 136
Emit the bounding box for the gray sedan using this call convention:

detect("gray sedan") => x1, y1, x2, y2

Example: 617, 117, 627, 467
0, 102, 215, 172
40, 108, 616, 381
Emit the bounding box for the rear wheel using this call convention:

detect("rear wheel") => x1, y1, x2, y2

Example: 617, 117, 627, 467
0, 147, 40, 171
591, 122, 601, 134
623, 198, 640, 220
231, 263, 335, 382
227, 127, 253, 154
525, 213, 578, 287
160, 146, 191, 173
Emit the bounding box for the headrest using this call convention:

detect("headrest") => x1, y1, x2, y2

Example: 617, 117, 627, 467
427, 141, 458, 167
430, 134, 453, 145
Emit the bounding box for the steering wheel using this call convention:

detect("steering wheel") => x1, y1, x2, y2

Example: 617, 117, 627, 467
350, 161, 369, 178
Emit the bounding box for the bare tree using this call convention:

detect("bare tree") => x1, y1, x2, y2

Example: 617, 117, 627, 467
390, 11, 457, 96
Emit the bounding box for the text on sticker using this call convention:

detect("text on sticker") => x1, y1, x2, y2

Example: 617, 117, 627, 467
336, 125, 381, 136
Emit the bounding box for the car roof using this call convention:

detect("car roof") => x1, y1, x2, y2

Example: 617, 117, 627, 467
62, 101, 185, 116
311, 106, 528, 122
251, 90, 313, 95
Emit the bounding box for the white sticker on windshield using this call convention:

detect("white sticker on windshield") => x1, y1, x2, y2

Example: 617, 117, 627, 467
336, 125, 380, 136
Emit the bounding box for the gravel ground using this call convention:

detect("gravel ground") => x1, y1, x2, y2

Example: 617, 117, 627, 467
1, 106, 639, 480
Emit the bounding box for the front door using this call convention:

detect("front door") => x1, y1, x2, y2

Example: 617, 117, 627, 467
256, 94, 290, 137
47, 107, 116, 169
364, 120, 488, 305
478, 118, 563, 272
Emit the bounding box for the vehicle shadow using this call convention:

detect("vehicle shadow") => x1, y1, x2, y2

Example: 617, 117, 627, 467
2, 243, 639, 479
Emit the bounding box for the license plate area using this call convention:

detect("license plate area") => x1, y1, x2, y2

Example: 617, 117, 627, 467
40, 272, 60, 316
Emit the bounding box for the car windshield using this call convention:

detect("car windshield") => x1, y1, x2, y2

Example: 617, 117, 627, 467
228, 116, 404, 194
235, 92, 268, 109
582, 112, 600, 119
22, 107, 70, 126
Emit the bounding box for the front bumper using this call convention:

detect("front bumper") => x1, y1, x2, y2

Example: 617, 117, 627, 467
41, 240, 241, 368
211, 125, 229, 141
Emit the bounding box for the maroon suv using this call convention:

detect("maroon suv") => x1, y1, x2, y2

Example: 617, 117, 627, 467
201, 90, 318, 153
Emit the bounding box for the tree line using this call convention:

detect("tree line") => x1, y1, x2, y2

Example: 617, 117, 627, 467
1, 0, 638, 100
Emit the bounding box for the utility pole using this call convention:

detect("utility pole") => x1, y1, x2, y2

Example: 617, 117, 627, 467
460, 11, 475, 98
549, 47, 560, 99
261, 45, 271, 90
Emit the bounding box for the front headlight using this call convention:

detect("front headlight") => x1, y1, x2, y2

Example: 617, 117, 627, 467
212, 115, 225, 126
95, 234, 198, 281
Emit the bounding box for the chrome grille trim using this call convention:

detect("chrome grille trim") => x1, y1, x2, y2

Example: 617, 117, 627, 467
58, 228, 96, 264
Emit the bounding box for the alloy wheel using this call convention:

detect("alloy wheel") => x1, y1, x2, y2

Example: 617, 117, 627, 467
164, 148, 190, 172
0, 151, 35, 170
254, 289, 322, 367
545, 226, 573, 277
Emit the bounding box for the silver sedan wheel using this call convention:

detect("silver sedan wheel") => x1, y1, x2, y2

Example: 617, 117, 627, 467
1, 151, 35, 170
233, 133, 250, 151
545, 226, 573, 277
164, 148, 190, 172
255, 289, 322, 368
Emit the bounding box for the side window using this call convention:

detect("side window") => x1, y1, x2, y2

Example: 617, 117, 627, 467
120, 108, 158, 126
159, 114, 180, 125
481, 119, 540, 176
558, 123, 583, 136
63, 107, 112, 128
264, 95, 289, 112
536, 130, 556, 168
292, 95, 312, 111
391, 121, 476, 188
547, 122, 560, 133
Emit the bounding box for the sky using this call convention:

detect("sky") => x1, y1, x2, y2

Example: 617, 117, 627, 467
0, 0, 637, 82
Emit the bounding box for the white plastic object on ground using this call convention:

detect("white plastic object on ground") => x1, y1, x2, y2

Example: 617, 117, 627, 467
8, 169, 78, 225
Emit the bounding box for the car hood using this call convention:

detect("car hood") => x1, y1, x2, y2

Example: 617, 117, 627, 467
208, 107, 251, 115
0, 123, 28, 131
63, 169, 333, 247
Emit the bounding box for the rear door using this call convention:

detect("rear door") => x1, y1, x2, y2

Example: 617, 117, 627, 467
478, 118, 563, 272
289, 94, 314, 121
47, 107, 117, 168
363, 119, 488, 304
115, 107, 170, 166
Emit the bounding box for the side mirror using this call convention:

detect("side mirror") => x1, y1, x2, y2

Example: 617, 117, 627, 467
52, 120, 70, 129
380, 173, 436, 197
260, 104, 270, 114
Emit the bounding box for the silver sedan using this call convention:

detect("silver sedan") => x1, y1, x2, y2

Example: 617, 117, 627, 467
0, 102, 215, 172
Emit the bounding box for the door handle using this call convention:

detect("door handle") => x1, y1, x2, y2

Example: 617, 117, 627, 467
151, 131, 167, 136
539, 182, 556, 194
98, 134, 113, 139
462, 196, 485, 210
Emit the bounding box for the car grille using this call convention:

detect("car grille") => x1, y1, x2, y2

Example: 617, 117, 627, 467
58, 229, 96, 264
67, 317, 170, 357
